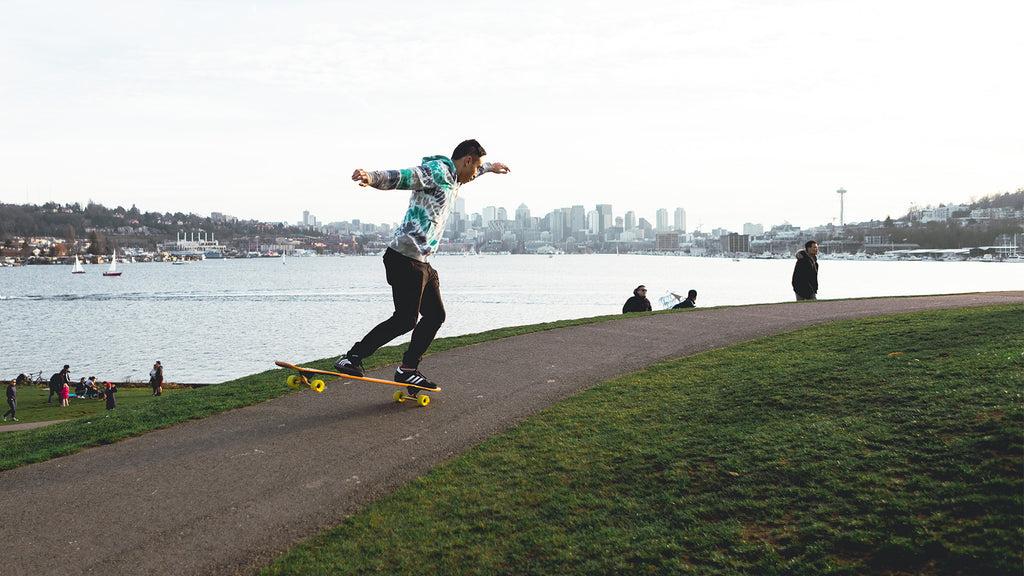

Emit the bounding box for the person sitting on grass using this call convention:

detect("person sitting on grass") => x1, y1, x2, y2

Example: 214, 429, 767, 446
672, 289, 698, 309
622, 285, 652, 313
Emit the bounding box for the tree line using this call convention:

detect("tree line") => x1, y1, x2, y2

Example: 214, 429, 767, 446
0, 201, 321, 252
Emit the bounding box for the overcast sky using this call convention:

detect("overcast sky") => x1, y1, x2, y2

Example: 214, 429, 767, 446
2, 0, 1021, 232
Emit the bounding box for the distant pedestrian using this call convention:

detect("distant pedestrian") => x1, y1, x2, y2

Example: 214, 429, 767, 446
60, 381, 70, 407
672, 289, 698, 309
792, 240, 819, 301
3, 374, 26, 422
48, 365, 71, 405
104, 382, 117, 410
622, 285, 653, 313
150, 361, 164, 396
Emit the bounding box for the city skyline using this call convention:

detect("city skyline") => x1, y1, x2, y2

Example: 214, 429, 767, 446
2, 1, 1021, 235
299, 187, 910, 236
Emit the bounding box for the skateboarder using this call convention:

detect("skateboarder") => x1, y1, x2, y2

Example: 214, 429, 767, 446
334, 139, 510, 393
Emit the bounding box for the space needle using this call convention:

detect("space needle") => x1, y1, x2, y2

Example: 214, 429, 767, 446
837, 188, 847, 227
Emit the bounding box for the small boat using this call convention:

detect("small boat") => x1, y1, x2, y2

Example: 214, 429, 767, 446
72, 255, 85, 274
103, 250, 122, 276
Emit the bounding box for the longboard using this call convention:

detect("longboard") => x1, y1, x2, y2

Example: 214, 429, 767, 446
274, 360, 440, 407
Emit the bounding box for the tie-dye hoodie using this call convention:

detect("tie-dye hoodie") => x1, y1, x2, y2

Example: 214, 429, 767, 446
366, 155, 493, 261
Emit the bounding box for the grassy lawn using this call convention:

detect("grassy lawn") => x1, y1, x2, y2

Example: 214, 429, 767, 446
0, 314, 624, 471
258, 305, 1023, 575
1, 385, 185, 425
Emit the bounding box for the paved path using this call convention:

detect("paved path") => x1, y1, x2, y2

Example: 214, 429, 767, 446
0, 420, 68, 433
2, 292, 1020, 576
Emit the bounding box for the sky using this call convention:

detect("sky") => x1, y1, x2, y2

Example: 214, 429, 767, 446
1, 0, 1021, 233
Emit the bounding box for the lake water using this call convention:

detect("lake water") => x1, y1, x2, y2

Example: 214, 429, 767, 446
2, 255, 1020, 383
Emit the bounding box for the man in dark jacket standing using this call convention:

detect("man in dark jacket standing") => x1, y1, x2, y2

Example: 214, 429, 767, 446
792, 240, 819, 301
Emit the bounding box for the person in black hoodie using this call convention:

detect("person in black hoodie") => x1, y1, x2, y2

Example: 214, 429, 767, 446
622, 285, 652, 313
792, 240, 819, 300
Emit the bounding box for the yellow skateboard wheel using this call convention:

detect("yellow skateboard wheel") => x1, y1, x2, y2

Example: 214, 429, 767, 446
310, 379, 325, 393
286, 375, 301, 388
393, 391, 406, 402
417, 394, 430, 407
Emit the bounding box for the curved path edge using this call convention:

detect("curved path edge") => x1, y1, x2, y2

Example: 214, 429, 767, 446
2, 292, 1020, 576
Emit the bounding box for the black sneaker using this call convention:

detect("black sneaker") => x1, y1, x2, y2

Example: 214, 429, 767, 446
394, 366, 438, 394
333, 354, 365, 377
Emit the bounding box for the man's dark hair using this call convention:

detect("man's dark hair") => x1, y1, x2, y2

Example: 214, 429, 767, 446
688, 289, 697, 298
804, 240, 817, 249
452, 139, 486, 160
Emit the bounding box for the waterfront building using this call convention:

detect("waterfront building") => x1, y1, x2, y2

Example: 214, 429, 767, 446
157, 232, 226, 258
656, 232, 680, 251
743, 222, 764, 236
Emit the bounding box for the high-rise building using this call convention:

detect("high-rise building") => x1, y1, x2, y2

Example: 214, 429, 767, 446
587, 210, 601, 235
482, 206, 497, 226
624, 210, 636, 231
515, 203, 531, 228
547, 209, 566, 242
570, 205, 586, 234
656, 208, 669, 232
674, 208, 686, 232
595, 204, 613, 238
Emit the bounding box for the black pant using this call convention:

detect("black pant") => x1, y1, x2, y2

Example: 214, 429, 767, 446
349, 248, 446, 368
4, 399, 15, 419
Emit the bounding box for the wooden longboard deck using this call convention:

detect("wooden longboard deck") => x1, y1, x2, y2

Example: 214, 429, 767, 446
274, 361, 441, 392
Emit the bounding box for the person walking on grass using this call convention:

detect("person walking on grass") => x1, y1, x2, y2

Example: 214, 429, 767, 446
3, 374, 26, 422
333, 139, 510, 395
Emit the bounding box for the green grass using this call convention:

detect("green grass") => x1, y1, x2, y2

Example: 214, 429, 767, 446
259, 305, 1023, 576
0, 314, 624, 471
0, 386, 186, 425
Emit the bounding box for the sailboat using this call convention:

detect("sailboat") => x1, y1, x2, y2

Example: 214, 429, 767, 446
103, 250, 122, 276
72, 255, 85, 274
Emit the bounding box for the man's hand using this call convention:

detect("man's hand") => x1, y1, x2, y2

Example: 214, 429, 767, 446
490, 162, 511, 174
352, 169, 370, 186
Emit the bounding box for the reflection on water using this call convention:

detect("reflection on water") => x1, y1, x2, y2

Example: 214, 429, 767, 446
2, 255, 1019, 383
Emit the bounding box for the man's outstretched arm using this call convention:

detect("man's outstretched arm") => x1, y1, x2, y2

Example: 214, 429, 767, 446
351, 166, 437, 190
